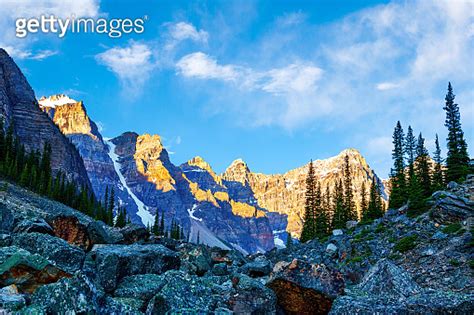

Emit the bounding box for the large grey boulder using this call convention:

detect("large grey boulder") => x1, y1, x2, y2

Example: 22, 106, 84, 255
31, 272, 139, 314
267, 259, 344, 314
0, 246, 70, 293
12, 232, 85, 273
330, 259, 474, 314
84, 244, 180, 292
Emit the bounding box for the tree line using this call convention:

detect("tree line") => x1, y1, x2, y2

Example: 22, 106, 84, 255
300, 154, 384, 243
0, 120, 130, 228
389, 83, 470, 216
148, 211, 186, 240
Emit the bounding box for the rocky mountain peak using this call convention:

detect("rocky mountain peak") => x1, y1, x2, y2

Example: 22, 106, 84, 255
133, 134, 176, 192
222, 158, 251, 185
0, 49, 91, 188
39, 95, 100, 140
187, 156, 220, 183
38, 94, 77, 108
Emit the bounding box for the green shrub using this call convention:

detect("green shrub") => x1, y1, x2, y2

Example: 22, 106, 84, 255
443, 223, 462, 234
469, 260, 474, 269
348, 256, 363, 264
449, 259, 460, 267
394, 235, 418, 253
375, 224, 386, 234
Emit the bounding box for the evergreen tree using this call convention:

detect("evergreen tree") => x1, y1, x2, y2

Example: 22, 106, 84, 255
152, 213, 159, 235
314, 181, 329, 239
159, 211, 165, 236
407, 173, 425, 217
405, 126, 417, 182
364, 178, 383, 221
343, 154, 357, 221
360, 182, 368, 220
323, 185, 332, 222
331, 179, 345, 229
300, 160, 317, 242
196, 231, 200, 244
107, 188, 115, 225
286, 233, 293, 249
444, 82, 469, 183
432, 134, 445, 191
389, 121, 407, 209
416, 133, 432, 197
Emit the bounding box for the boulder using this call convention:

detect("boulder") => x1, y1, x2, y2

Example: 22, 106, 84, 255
330, 258, 474, 314
267, 259, 344, 314
11, 232, 85, 273
13, 218, 54, 235
430, 191, 474, 224
357, 259, 421, 298
145, 270, 225, 313
346, 221, 358, 229
49, 216, 122, 251
118, 224, 149, 244
114, 274, 166, 302
83, 244, 180, 292
229, 274, 276, 314
31, 272, 137, 314
332, 229, 343, 236
326, 243, 338, 256
212, 263, 229, 276
178, 244, 212, 276
0, 204, 14, 233
239, 256, 272, 277
0, 284, 25, 312
0, 246, 71, 293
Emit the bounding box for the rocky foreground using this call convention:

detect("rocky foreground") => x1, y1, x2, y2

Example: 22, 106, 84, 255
0, 176, 473, 314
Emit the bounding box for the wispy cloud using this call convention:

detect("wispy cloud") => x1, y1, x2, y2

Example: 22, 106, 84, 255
0, 0, 101, 61
95, 41, 155, 97
176, 52, 239, 81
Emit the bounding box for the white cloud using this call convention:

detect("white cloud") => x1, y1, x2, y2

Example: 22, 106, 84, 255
261, 64, 323, 94
169, 22, 209, 43
176, 52, 239, 81
0, 0, 101, 61
95, 41, 155, 96
376, 82, 400, 91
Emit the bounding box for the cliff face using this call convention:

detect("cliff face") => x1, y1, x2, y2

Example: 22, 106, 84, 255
108, 133, 278, 253
0, 49, 90, 188
38, 95, 139, 221
223, 149, 387, 238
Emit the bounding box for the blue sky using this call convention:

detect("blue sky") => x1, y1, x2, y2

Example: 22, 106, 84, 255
1, 0, 473, 178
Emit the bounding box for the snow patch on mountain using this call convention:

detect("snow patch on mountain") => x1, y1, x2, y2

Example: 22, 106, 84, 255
187, 204, 203, 222
38, 94, 77, 108
105, 139, 155, 226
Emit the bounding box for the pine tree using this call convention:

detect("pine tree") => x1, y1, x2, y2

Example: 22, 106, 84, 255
107, 188, 115, 225
416, 133, 432, 197
407, 173, 425, 217
389, 121, 407, 209
152, 213, 159, 235
332, 179, 345, 229
196, 231, 200, 244
405, 126, 417, 182
159, 211, 165, 236
314, 181, 329, 239
360, 182, 368, 220
286, 233, 293, 249
432, 134, 445, 191
365, 178, 383, 221
443, 82, 469, 183
343, 154, 357, 221
301, 160, 317, 242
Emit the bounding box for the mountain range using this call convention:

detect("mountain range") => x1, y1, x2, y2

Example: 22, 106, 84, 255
1, 48, 387, 254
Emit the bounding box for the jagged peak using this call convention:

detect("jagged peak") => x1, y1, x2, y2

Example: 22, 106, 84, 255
38, 94, 78, 108
137, 133, 163, 145
228, 158, 248, 169
188, 156, 213, 171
